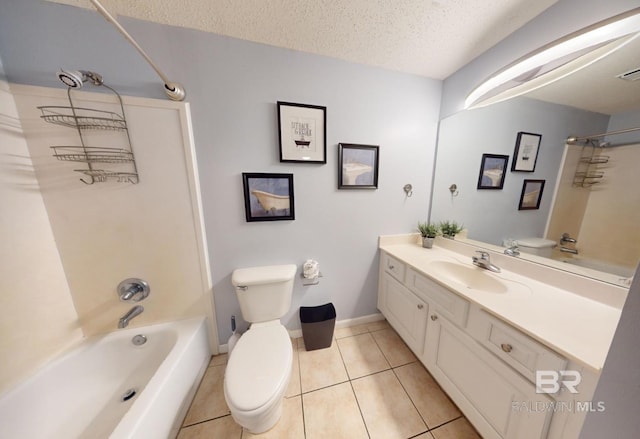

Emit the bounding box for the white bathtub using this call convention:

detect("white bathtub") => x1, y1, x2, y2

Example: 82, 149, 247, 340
0, 317, 211, 439
558, 256, 636, 278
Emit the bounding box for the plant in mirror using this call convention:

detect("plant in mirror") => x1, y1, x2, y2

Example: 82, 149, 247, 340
432, 12, 640, 287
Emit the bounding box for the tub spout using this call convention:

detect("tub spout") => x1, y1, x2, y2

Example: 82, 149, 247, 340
118, 305, 144, 328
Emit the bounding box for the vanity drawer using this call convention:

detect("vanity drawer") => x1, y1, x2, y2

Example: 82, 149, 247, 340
468, 309, 567, 384
383, 253, 406, 282
406, 267, 469, 327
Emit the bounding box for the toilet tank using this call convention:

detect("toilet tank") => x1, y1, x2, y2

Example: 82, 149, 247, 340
231, 264, 297, 323
516, 238, 557, 258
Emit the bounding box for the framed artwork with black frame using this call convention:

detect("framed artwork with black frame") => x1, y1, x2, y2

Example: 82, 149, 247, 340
518, 179, 546, 210
277, 101, 327, 163
477, 154, 509, 189
338, 143, 379, 189
242, 173, 295, 222
511, 132, 542, 172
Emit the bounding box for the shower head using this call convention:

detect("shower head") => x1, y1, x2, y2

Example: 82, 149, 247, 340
56, 69, 103, 88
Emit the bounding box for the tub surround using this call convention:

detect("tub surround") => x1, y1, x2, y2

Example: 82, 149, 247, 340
379, 234, 624, 371
0, 80, 83, 394
378, 234, 626, 438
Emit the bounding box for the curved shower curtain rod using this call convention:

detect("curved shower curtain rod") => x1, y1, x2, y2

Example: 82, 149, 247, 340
566, 126, 640, 144
89, 0, 185, 101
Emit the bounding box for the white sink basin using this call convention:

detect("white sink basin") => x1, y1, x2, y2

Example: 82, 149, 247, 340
429, 260, 508, 293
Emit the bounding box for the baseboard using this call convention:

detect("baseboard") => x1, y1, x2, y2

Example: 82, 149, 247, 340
218, 312, 385, 354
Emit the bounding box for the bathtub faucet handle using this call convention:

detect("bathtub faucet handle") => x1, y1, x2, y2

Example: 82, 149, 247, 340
118, 278, 150, 302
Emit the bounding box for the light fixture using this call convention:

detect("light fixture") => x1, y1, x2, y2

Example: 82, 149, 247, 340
465, 7, 640, 109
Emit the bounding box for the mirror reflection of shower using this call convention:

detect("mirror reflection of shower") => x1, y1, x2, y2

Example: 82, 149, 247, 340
546, 133, 640, 278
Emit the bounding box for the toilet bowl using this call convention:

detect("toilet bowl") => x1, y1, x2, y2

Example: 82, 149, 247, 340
223, 321, 292, 433
224, 264, 297, 433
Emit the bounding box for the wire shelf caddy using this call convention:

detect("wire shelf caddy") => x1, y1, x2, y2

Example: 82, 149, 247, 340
37, 80, 139, 185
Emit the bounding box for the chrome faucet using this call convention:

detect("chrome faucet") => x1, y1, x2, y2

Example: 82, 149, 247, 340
504, 245, 520, 257
118, 305, 144, 328
560, 233, 578, 254
472, 251, 501, 273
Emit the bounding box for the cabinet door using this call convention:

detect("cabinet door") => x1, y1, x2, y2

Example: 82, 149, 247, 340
425, 312, 553, 439
380, 273, 428, 356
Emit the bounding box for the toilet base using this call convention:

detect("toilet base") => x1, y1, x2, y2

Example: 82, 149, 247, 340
230, 396, 284, 434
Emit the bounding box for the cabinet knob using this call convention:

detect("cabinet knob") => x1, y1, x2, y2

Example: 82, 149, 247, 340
501, 343, 513, 353
417, 304, 424, 310
430, 314, 438, 321
389, 265, 395, 270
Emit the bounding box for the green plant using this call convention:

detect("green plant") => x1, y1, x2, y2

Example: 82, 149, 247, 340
439, 220, 464, 237
418, 222, 439, 238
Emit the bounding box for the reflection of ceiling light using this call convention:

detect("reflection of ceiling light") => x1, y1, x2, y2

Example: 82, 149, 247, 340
465, 7, 640, 109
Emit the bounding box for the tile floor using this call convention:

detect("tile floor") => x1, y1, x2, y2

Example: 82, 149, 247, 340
177, 320, 482, 439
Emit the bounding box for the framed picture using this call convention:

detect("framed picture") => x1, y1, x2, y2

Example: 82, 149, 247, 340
242, 173, 295, 221
338, 143, 379, 189
277, 101, 326, 163
518, 179, 546, 210
477, 154, 509, 189
511, 132, 542, 172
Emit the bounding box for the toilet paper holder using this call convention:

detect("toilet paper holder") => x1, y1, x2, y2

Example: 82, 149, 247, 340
301, 259, 322, 286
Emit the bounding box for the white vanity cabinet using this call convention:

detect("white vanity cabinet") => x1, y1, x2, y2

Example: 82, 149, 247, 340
378, 253, 428, 355
424, 310, 553, 439
376, 249, 591, 439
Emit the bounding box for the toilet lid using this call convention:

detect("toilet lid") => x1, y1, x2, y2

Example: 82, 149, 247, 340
225, 324, 292, 412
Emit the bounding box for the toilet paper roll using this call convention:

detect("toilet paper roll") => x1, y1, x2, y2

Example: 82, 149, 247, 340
303, 259, 319, 279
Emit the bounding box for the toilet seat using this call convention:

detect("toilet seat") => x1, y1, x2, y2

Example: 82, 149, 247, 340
224, 322, 292, 413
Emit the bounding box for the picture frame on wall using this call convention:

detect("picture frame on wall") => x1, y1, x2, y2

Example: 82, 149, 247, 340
477, 154, 509, 189
242, 173, 295, 222
518, 179, 546, 210
338, 143, 379, 189
511, 131, 542, 172
277, 101, 327, 163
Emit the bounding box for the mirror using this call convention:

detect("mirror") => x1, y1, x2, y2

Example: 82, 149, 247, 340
431, 33, 640, 288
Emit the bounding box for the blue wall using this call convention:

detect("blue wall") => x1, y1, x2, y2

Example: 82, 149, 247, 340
0, 0, 442, 342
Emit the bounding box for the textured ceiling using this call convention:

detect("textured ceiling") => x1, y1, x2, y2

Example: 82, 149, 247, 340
49, 0, 558, 80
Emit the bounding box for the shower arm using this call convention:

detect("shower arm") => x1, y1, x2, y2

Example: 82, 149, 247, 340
89, 0, 185, 101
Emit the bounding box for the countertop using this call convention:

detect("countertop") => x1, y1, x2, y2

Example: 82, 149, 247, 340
379, 237, 623, 372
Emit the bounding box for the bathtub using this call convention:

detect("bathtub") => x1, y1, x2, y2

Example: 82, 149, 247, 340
0, 317, 210, 439
558, 256, 636, 278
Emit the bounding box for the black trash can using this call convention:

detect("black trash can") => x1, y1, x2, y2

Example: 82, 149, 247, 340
300, 303, 336, 351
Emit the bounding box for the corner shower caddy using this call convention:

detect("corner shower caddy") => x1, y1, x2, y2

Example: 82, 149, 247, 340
572, 140, 609, 188
38, 84, 139, 184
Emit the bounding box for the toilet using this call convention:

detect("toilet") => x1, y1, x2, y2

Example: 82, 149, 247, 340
516, 237, 557, 258
224, 264, 297, 433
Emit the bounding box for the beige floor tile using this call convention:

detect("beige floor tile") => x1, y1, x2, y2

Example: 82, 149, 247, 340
242, 396, 304, 439
430, 417, 481, 439
352, 370, 427, 439
371, 328, 417, 367
337, 333, 390, 379
367, 319, 391, 332
298, 342, 348, 393
302, 382, 369, 439
394, 362, 461, 428
334, 323, 369, 339
209, 353, 228, 367
285, 345, 301, 397
414, 433, 435, 439
177, 415, 242, 439
183, 364, 229, 426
